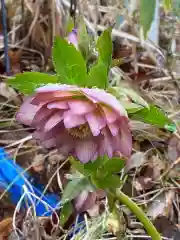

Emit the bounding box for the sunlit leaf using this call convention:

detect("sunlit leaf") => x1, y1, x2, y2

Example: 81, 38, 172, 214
140, 0, 156, 38
86, 61, 108, 88
65, 16, 74, 35
96, 27, 112, 70
102, 157, 125, 174
85, 28, 112, 89
163, 0, 172, 10
92, 173, 122, 189
130, 105, 172, 128
52, 36, 87, 86
8, 72, 58, 95
77, 17, 90, 61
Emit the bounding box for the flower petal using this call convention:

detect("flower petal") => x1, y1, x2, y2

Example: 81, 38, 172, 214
32, 107, 56, 127
82, 88, 127, 116
75, 140, 97, 163
74, 190, 89, 212
108, 122, 119, 136
16, 97, 39, 126
101, 105, 118, 124
36, 84, 79, 92
99, 130, 113, 158
68, 99, 95, 115
63, 112, 86, 128
85, 112, 106, 136
113, 118, 132, 157
47, 101, 69, 109
44, 112, 63, 132
68, 30, 78, 49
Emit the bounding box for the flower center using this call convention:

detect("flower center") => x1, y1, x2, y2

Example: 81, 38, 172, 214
68, 124, 91, 139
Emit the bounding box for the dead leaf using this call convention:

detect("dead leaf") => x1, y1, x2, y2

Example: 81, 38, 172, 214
0, 217, 13, 240
126, 152, 147, 171
32, 154, 45, 172
0, 82, 21, 105
8, 50, 21, 74
154, 216, 180, 240
147, 191, 175, 219
168, 136, 180, 163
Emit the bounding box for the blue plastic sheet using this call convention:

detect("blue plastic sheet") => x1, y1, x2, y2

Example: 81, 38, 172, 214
0, 148, 60, 216
0, 148, 85, 238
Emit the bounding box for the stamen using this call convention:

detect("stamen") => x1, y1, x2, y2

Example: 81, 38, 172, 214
68, 124, 91, 139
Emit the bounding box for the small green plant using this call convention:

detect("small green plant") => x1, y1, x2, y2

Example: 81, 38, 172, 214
8, 20, 175, 239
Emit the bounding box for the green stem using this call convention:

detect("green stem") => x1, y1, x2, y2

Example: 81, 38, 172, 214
111, 189, 161, 240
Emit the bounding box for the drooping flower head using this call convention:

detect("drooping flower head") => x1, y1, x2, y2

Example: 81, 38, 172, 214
16, 84, 132, 163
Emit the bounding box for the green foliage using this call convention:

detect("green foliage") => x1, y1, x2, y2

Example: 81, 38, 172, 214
85, 28, 112, 89
96, 28, 113, 71
62, 176, 91, 203
8, 72, 58, 95
60, 202, 73, 226
163, 0, 172, 10
108, 86, 148, 113
65, 16, 74, 35
86, 62, 108, 88
130, 105, 173, 128
77, 17, 90, 61
52, 36, 87, 86
140, 0, 156, 38
71, 156, 124, 190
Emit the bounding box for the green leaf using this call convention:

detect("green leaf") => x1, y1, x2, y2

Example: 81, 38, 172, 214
85, 28, 112, 89
60, 202, 73, 226
52, 36, 87, 86
8, 72, 58, 95
96, 28, 112, 70
112, 86, 149, 108
65, 16, 74, 35
70, 157, 104, 176
77, 17, 90, 61
86, 61, 108, 88
62, 177, 89, 203
130, 105, 172, 128
163, 0, 172, 10
92, 173, 122, 189
140, 0, 156, 38
102, 158, 125, 174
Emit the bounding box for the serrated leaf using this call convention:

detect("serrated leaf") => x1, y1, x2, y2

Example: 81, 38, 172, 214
102, 158, 125, 174
96, 28, 112, 70
62, 177, 89, 203
163, 0, 172, 10
77, 17, 90, 61
140, 0, 156, 38
121, 101, 144, 113
52, 36, 87, 86
108, 86, 148, 108
8, 72, 58, 95
86, 61, 108, 88
130, 105, 172, 128
92, 173, 122, 189
60, 202, 73, 226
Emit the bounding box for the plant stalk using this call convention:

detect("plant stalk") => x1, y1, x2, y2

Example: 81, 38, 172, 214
111, 189, 161, 240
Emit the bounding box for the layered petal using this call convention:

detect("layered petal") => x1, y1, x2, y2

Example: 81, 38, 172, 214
16, 83, 132, 163
16, 97, 40, 126
75, 140, 98, 163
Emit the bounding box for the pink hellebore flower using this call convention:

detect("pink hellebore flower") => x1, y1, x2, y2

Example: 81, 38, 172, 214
68, 28, 78, 49
16, 84, 132, 163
